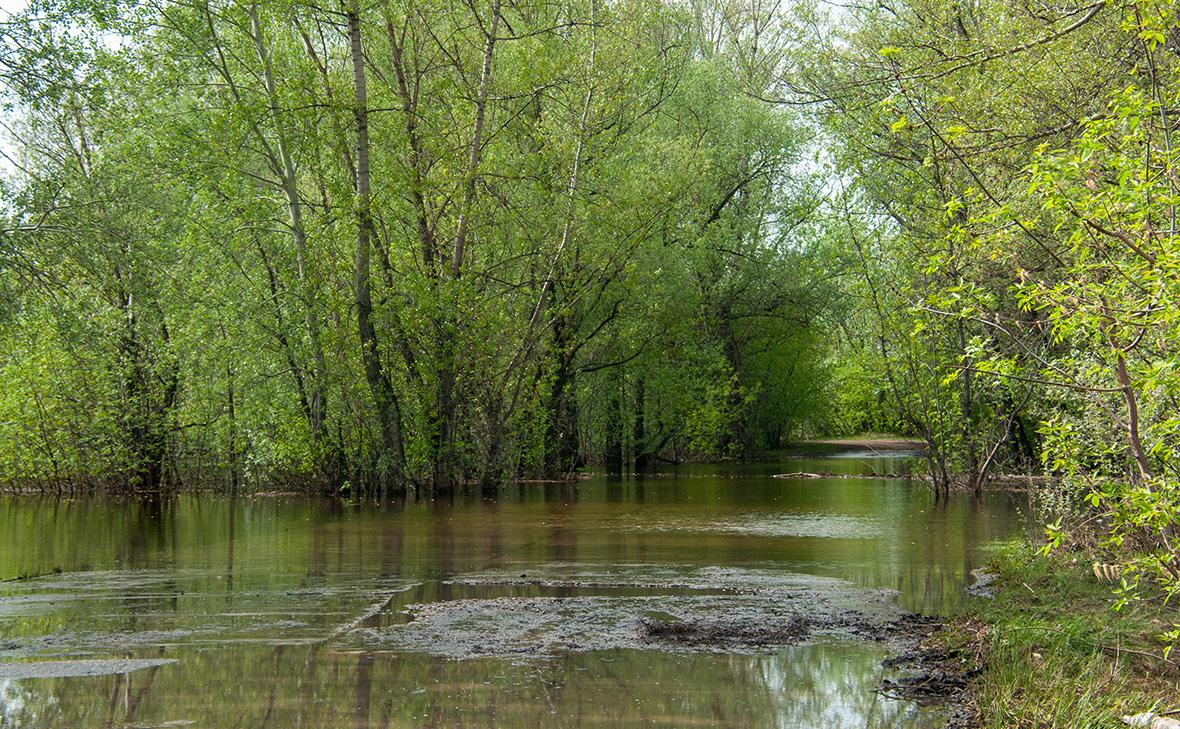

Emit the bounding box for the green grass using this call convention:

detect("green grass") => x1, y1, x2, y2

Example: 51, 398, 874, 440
949, 541, 1179, 728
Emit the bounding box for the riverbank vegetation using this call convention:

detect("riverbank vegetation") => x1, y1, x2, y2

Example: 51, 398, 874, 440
5, 0, 1180, 641
944, 542, 1178, 727
3, 0, 1180, 717
807, 0, 1180, 673
1, 0, 835, 496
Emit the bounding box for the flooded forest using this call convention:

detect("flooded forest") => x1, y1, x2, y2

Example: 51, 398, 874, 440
2, 0, 1180, 726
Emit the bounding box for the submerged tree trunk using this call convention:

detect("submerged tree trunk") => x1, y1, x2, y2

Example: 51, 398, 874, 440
605, 387, 623, 477
544, 311, 581, 478
633, 376, 649, 473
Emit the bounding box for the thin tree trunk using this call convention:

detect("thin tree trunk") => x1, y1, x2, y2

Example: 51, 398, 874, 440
431, 0, 502, 492
605, 386, 623, 477
544, 337, 580, 477
349, 2, 406, 491
226, 363, 238, 497
957, 319, 979, 487
533, 0, 599, 479
1114, 351, 1151, 482
633, 377, 649, 473
450, 0, 503, 278
245, 8, 338, 484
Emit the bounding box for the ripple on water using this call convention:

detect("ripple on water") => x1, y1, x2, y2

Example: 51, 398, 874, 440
619, 513, 883, 539
0, 570, 419, 659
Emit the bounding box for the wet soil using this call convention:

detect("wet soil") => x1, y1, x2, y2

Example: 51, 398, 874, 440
641, 615, 813, 646
341, 565, 933, 660
799, 438, 929, 453
879, 620, 989, 729
964, 568, 998, 599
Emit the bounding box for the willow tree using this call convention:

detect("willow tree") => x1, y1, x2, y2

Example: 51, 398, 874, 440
800, 0, 1132, 489
0, 0, 832, 493
806, 0, 1180, 635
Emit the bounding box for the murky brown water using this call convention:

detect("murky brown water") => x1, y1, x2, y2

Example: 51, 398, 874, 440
0, 448, 1024, 727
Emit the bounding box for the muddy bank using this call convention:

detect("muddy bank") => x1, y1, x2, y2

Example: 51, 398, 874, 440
880, 620, 989, 729
336, 563, 975, 724
0, 564, 931, 662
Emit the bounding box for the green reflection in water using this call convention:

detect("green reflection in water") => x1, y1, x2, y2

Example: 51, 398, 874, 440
0, 452, 1026, 727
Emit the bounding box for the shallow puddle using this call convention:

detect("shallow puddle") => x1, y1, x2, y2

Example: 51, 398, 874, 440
0, 449, 1025, 727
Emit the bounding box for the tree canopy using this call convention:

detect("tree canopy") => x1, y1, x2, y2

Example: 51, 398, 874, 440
0, 0, 831, 496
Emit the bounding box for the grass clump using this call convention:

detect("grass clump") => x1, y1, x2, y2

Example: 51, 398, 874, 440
950, 540, 1179, 728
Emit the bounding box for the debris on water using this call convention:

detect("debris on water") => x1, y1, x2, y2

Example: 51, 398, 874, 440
641, 616, 812, 647
965, 568, 997, 598
879, 618, 989, 729
881, 640, 980, 698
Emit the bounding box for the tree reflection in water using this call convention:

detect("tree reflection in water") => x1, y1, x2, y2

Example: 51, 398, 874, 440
0, 450, 1024, 728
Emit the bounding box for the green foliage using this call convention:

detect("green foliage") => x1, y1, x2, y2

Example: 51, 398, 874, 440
954, 542, 1178, 728
809, 0, 1180, 652
0, 0, 833, 492
1001, 29, 1180, 640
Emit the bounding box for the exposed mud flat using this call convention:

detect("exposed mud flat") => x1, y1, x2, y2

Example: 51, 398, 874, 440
343, 565, 925, 660
640, 615, 813, 645
1, 564, 941, 665
444, 564, 900, 602
0, 657, 176, 679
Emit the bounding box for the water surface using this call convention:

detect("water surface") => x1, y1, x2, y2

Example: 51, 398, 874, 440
0, 449, 1024, 727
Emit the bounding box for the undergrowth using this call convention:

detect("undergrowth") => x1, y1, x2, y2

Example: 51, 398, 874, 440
949, 541, 1178, 728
